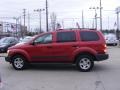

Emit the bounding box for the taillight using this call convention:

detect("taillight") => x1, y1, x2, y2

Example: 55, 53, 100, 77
97, 44, 107, 54
103, 44, 107, 53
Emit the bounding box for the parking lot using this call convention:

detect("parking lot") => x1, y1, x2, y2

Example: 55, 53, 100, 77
0, 46, 120, 90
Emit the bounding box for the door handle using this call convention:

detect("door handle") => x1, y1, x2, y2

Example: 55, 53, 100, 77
72, 45, 78, 47
47, 46, 52, 48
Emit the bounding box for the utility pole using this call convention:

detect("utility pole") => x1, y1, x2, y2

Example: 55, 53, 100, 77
89, 7, 99, 30
13, 17, 19, 37
19, 16, 23, 38
116, 7, 120, 40
46, 0, 49, 32
82, 10, 84, 29
100, 0, 102, 31
62, 20, 64, 29
92, 18, 94, 29
23, 9, 26, 37
28, 12, 30, 32
34, 9, 45, 33
108, 16, 109, 30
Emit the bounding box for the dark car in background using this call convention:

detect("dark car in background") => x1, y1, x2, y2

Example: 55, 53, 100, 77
0, 37, 18, 53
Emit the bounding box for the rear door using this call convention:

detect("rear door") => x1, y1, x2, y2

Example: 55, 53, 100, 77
51, 31, 78, 62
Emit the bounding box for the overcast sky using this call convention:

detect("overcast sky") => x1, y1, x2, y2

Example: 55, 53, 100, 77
0, 0, 120, 30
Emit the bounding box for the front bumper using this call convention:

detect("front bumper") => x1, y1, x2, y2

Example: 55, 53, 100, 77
5, 56, 12, 63
95, 54, 109, 61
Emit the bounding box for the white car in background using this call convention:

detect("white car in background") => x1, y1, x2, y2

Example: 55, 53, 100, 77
104, 34, 118, 46
16, 36, 33, 45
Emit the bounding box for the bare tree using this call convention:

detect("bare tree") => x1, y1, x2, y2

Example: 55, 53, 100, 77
50, 12, 57, 31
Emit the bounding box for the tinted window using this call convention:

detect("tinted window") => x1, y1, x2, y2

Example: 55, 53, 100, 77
57, 32, 76, 42
80, 31, 99, 41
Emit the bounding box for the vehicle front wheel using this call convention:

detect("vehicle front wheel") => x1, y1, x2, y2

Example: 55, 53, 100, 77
12, 55, 27, 70
76, 55, 94, 72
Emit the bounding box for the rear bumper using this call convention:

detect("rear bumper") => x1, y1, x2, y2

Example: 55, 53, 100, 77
95, 54, 109, 61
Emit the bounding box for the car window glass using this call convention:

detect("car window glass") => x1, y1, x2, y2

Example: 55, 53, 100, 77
34, 34, 52, 44
57, 32, 76, 42
80, 31, 99, 41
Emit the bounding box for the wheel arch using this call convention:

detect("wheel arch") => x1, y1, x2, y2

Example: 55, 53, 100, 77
73, 52, 96, 63
10, 52, 30, 63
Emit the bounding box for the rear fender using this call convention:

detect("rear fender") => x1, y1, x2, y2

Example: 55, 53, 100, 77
72, 47, 97, 62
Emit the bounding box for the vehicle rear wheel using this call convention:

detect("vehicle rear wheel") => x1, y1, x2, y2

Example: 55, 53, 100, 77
76, 55, 94, 72
12, 55, 27, 70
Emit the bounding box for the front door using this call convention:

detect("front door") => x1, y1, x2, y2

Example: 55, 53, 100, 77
27, 33, 54, 62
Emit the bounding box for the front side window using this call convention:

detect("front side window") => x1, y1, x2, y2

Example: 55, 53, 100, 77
80, 31, 99, 41
34, 34, 52, 44
57, 32, 76, 42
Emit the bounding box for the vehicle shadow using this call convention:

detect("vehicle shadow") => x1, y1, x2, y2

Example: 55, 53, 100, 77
27, 63, 77, 71
24, 63, 111, 72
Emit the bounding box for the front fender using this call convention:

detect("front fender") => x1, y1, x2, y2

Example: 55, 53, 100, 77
8, 49, 31, 62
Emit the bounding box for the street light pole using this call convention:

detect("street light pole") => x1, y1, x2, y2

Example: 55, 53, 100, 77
34, 9, 45, 33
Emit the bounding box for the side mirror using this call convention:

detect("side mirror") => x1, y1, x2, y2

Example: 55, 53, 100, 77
30, 41, 39, 45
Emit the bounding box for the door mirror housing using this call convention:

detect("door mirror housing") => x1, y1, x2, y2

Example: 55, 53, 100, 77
30, 41, 39, 45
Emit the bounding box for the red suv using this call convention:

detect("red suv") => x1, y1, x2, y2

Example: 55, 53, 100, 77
5, 29, 109, 72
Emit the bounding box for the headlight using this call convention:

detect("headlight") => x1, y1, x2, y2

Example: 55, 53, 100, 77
6, 50, 10, 56
7, 50, 9, 53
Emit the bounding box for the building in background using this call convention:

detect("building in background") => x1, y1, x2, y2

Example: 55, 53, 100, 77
0, 21, 27, 38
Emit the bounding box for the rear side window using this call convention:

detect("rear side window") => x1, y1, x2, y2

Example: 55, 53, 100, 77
57, 32, 76, 42
80, 31, 99, 41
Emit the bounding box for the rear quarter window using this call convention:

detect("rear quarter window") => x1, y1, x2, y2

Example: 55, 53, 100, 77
80, 31, 99, 41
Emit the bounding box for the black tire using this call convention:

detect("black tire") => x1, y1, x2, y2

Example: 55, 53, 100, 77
12, 55, 27, 70
114, 43, 117, 46
76, 55, 94, 72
